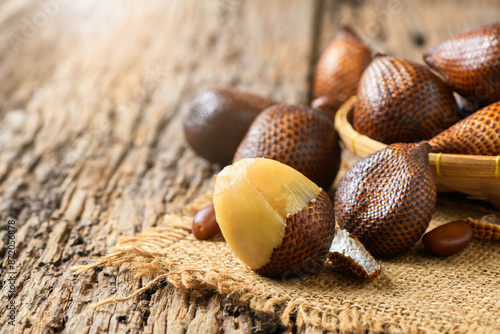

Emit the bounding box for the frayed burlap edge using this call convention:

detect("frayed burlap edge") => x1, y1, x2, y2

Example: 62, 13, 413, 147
71, 191, 379, 332
71, 191, 500, 333
70, 191, 303, 328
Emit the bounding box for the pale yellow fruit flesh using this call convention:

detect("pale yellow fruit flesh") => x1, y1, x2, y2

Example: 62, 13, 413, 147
213, 158, 321, 270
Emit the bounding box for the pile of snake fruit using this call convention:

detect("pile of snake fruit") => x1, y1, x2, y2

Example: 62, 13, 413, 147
183, 23, 500, 279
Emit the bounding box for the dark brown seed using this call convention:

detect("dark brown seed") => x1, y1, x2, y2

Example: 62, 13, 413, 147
313, 25, 373, 120
422, 220, 473, 256
192, 204, 221, 240
233, 104, 341, 191
353, 55, 460, 144
183, 87, 275, 164
429, 102, 500, 155
423, 23, 500, 107
335, 142, 437, 257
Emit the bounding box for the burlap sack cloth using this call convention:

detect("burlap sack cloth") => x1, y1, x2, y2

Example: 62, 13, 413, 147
74, 190, 500, 333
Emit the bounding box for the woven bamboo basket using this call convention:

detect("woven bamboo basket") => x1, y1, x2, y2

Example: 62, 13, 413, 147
334, 96, 500, 209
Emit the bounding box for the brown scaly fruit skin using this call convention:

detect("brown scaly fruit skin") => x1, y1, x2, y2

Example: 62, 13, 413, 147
313, 25, 373, 120
334, 142, 437, 257
256, 189, 335, 278
233, 104, 341, 190
428, 102, 500, 155
329, 253, 377, 278
328, 229, 381, 279
353, 55, 460, 144
466, 215, 500, 240
424, 23, 500, 107
183, 87, 275, 164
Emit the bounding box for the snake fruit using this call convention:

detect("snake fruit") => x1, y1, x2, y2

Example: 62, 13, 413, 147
429, 101, 500, 155
213, 158, 335, 278
424, 22, 500, 107
353, 55, 460, 144
313, 25, 373, 120
233, 104, 341, 190
184, 87, 275, 164
334, 142, 437, 257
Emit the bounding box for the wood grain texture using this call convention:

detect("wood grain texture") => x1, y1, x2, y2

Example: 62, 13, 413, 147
317, 0, 500, 64
0, 0, 498, 333
0, 1, 316, 333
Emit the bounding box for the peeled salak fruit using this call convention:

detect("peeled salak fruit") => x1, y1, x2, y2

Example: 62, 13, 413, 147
354, 55, 460, 144
233, 104, 340, 190
429, 101, 500, 155
313, 25, 373, 120
424, 22, 500, 107
334, 142, 437, 257
184, 87, 275, 164
213, 158, 335, 278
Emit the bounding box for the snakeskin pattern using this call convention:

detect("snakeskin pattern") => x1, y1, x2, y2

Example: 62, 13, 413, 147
353, 55, 460, 144
184, 87, 275, 164
429, 102, 500, 155
233, 104, 341, 190
334, 142, 437, 257
466, 215, 500, 240
257, 189, 335, 278
328, 230, 381, 279
424, 23, 500, 107
313, 25, 373, 120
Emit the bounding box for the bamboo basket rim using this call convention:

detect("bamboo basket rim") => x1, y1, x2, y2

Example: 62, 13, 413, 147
334, 96, 500, 179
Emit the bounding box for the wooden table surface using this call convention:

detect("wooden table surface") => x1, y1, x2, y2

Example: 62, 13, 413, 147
1, 1, 499, 333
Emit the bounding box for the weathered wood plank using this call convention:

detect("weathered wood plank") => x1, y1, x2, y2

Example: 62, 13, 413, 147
317, 0, 500, 64
0, 0, 498, 333
0, 0, 317, 333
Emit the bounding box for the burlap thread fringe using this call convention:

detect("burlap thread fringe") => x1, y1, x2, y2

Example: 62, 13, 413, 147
72, 192, 500, 333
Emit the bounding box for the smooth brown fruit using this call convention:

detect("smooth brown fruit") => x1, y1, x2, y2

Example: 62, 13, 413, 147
429, 102, 500, 155
334, 142, 437, 257
213, 158, 336, 278
313, 25, 373, 120
422, 220, 473, 256
354, 55, 460, 144
192, 204, 221, 240
311, 96, 336, 118
233, 104, 340, 190
183, 87, 275, 164
328, 228, 381, 278
424, 23, 500, 107
466, 214, 500, 240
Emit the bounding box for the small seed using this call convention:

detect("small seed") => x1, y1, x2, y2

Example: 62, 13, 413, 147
422, 220, 473, 256
192, 204, 221, 240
